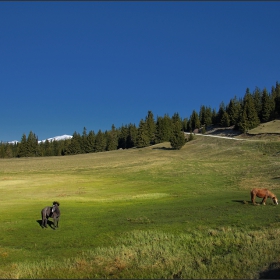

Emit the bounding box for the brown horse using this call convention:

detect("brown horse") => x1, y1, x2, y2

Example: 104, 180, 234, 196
250, 188, 278, 205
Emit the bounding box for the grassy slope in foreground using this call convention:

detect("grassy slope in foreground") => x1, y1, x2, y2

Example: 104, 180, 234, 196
0, 137, 280, 278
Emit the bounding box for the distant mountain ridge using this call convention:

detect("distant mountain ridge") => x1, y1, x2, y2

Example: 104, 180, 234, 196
38, 134, 73, 143
8, 134, 73, 144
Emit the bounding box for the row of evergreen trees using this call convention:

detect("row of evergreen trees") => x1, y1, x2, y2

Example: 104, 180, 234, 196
0, 112, 186, 158
1, 81, 280, 158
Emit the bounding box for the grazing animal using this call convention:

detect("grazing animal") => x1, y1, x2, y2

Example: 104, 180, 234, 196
41, 201, 60, 229
250, 188, 278, 205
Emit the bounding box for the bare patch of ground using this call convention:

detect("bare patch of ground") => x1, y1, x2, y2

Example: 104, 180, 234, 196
201, 124, 280, 141
205, 125, 242, 137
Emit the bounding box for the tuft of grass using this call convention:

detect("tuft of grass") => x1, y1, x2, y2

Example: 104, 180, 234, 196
3, 228, 280, 279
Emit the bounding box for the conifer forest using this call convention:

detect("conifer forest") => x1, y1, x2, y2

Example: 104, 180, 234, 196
1, 81, 280, 158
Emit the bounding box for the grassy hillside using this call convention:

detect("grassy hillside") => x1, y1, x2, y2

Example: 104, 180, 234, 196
248, 119, 280, 134
0, 136, 280, 278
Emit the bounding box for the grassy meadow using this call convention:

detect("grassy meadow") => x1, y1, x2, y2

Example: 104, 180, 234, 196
0, 135, 280, 278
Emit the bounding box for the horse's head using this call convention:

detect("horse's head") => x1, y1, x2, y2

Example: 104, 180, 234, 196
52, 201, 60, 212
272, 197, 278, 205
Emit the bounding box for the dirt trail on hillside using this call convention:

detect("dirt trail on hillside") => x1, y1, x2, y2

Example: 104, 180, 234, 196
184, 132, 249, 141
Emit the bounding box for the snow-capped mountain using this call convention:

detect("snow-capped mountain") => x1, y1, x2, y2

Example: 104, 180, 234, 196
38, 135, 73, 143
8, 135, 73, 144
8, 140, 19, 144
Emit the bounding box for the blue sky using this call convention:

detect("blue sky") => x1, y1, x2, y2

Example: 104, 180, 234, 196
1, 1, 280, 142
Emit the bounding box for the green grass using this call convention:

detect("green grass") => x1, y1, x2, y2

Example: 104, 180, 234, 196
0, 137, 280, 278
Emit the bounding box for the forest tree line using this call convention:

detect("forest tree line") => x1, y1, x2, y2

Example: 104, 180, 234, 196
1, 81, 280, 158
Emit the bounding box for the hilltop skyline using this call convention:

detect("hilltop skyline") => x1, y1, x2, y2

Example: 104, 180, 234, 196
1, 2, 280, 142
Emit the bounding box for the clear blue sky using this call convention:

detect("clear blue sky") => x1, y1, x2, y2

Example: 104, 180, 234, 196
1, 1, 280, 142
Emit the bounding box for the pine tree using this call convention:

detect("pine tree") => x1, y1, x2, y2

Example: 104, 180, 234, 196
199, 105, 206, 127
261, 88, 273, 123
155, 116, 164, 143
26, 131, 38, 157
227, 97, 241, 126
17, 133, 27, 157
204, 106, 213, 128
155, 114, 172, 143
104, 131, 109, 151
0, 143, 13, 158
238, 109, 248, 133
5, 144, 13, 158
13, 142, 19, 158
171, 112, 181, 124
145, 111, 156, 145
199, 106, 212, 128
274, 81, 280, 118
189, 110, 200, 132
68, 131, 82, 154
118, 125, 128, 149
182, 117, 188, 132
87, 130, 96, 153
238, 91, 260, 132
0, 143, 4, 158
136, 119, 150, 148
170, 113, 185, 150
52, 139, 62, 156
220, 111, 230, 127
217, 102, 226, 126
107, 124, 118, 151
61, 139, 72, 155
37, 142, 44, 157
95, 130, 106, 152
252, 87, 262, 120
211, 108, 218, 125
127, 123, 137, 148
81, 127, 89, 153
44, 139, 53, 156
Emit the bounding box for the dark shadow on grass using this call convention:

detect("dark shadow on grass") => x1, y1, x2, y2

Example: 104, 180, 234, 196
232, 200, 251, 204
259, 262, 280, 279
152, 147, 174, 150
232, 200, 276, 206
272, 176, 280, 180
36, 219, 56, 229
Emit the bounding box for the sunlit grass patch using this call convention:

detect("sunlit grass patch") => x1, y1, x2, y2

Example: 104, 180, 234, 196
131, 193, 169, 199
58, 192, 171, 203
